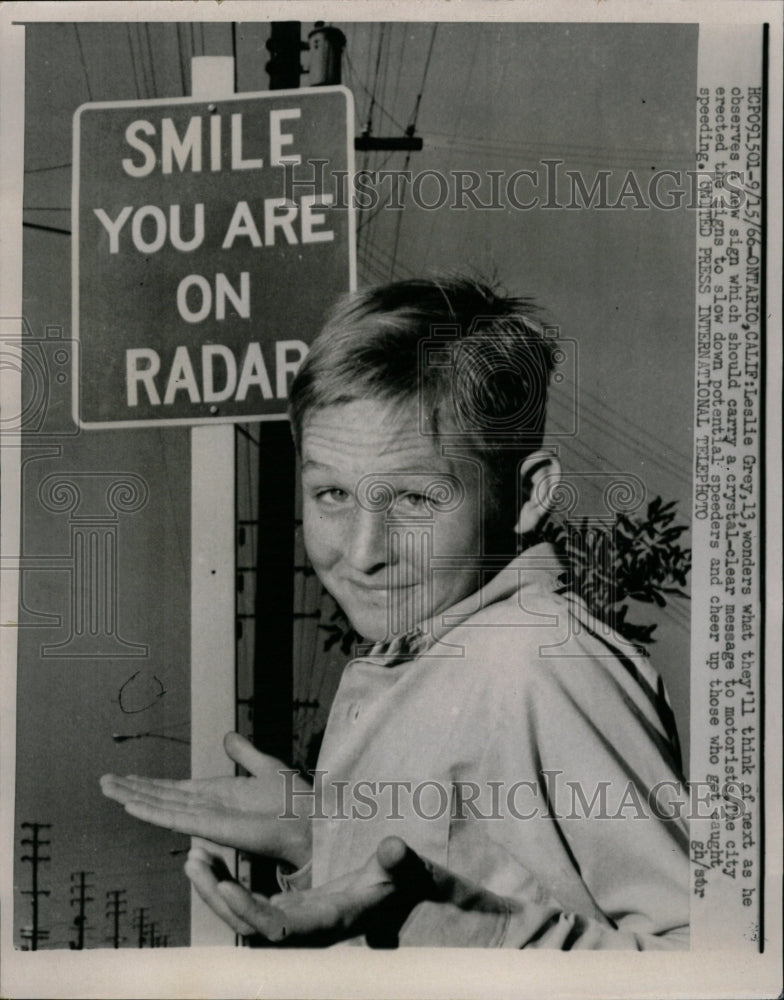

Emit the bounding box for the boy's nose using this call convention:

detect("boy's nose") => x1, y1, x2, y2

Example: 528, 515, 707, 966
345, 507, 390, 576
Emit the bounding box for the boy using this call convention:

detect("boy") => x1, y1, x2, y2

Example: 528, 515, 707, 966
102, 276, 689, 948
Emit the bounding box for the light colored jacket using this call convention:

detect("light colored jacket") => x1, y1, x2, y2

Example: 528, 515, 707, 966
290, 543, 689, 948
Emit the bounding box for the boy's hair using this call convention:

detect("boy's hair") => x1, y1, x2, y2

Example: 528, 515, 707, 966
288, 275, 557, 538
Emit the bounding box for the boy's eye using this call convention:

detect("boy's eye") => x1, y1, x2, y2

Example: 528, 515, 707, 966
314, 487, 350, 505
395, 492, 428, 511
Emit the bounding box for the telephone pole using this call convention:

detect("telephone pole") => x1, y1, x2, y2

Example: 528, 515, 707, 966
69, 871, 94, 949
147, 921, 158, 948
132, 906, 148, 948
105, 889, 127, 948
20, 822, 51, 951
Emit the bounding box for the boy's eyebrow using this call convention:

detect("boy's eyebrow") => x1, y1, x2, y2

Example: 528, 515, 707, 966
302, 462, 453, 478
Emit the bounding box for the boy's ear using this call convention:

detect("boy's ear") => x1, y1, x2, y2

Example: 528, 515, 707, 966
514, 450, 562, 535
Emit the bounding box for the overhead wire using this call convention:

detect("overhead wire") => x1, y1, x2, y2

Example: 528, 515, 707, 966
24, 162, 72, 174
133, 24, 153, 98
73, 24, 93, 102
362, 238, 416, 281
126, 25, 142, 100
361, 23, 376, 121
425, 129, 691, 163
549, 391, 692, 488
550, 360, 694, 470
144, 24, 159, 97
175, 24, 189, 96
361, 25, 411, 265
357, 24, 388, 274
423, 141, 688, 173
389, 24, 441, 277
129, 25, 145, 97
387, 23, 407, 119
365, 23, 387, 135
22, 221, 70, 235
576, 380, 693, 468
417, 28, 480, 274
406, 23, 438, 135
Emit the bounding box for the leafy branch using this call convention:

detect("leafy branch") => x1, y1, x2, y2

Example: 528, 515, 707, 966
540, 495, 691, 648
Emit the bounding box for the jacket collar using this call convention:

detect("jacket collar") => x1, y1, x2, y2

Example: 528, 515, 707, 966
363, 542, 566, 666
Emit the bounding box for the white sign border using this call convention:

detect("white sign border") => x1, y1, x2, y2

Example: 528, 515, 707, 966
71, 85, 357, 430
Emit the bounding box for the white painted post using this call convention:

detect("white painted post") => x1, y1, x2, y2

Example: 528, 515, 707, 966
190, 55, 237, 947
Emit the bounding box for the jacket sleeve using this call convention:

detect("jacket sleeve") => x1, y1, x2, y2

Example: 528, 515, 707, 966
396, 853, 689, 950
396, 616, 690, 949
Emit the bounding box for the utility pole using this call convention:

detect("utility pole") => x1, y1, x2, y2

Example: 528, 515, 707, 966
69, 870, 94, 950
105, 889, 127, 948
20, 822, 51, 951
132, 906, 148, 948
147, 921, 158, 948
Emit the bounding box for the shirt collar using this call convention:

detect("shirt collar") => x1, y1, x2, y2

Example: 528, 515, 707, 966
363, 542, 566, 666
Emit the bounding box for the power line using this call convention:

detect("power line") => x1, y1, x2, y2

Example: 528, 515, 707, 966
135, 23, 153, 97
144, 24, 159, 97
424, 129, 691, 163
126, 24, 142, 100
345, 51, 405, 132
576, 379, 693, 467
406, 24, 438, 134
175, 23, 189, 96
363, 23, 387, 136
387, 22, 407, 120
24, 162, 72, 174
549, 392, 692, 488
73, 25, 93, 101
388, 24, 439, 279
22, 220, 71, 235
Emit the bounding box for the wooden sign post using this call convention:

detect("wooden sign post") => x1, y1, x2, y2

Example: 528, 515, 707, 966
190, 54, 238, 947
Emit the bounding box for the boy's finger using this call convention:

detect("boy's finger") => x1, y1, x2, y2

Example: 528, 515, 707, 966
375, 836, 436, 901
184, 854, 256, 937
216, 881, 289, 942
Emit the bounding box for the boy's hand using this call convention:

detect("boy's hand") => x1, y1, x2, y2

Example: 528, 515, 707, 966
185, 836, 438, 948
100, 732, 312, 869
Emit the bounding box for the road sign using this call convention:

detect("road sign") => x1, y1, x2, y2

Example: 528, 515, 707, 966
72, 87, 355, 427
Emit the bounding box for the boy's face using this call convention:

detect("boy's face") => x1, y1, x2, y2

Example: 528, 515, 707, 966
301, 399, 485, 642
